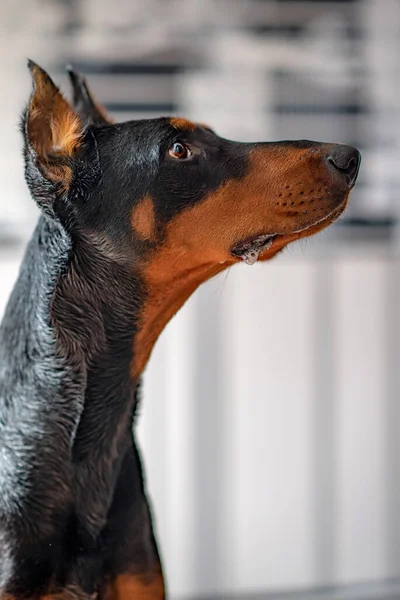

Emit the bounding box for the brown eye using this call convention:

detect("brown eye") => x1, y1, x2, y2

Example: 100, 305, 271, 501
168, 141, 191, 160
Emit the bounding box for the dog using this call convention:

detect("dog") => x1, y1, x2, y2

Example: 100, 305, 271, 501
0, 61, 360, 599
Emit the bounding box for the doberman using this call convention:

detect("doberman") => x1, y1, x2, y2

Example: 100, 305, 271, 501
0, 61, 360, 599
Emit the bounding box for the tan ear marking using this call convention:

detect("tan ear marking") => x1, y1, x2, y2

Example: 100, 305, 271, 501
50, 112, 82, 155
26, 61, 83, 187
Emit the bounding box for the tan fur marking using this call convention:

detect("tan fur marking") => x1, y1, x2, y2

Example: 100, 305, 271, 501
131, 196, 156, 241
103, 572, 165, 600
131, 145, 349, 378
50, 112, 82, 156
169, 117, 196, 131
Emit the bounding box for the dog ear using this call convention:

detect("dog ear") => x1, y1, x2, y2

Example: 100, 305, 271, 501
22, 60, 85, 216
66, 66, 113, 125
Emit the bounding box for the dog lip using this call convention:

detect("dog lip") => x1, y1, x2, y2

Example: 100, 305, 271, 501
230, 233, 276, 257
230, 199, 348, 263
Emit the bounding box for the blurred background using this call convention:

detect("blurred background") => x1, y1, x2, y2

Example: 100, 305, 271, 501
1, 0, 400, 598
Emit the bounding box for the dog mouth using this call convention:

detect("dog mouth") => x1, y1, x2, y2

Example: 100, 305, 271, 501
230, 201, 347, 266
231, 233, 277, 265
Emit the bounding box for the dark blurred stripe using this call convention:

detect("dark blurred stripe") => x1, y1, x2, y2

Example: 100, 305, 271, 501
57, 61, 187, 75
338, 217, 397, 228
104, 102, 177, 113
274, 104, 368, 115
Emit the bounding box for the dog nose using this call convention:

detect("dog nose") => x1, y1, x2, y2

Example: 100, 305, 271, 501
327, 144, 361, 187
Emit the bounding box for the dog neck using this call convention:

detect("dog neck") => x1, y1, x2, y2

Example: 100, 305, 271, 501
131, 261, 225, 379
51, 223, 144, 460
131, 244, 233, 379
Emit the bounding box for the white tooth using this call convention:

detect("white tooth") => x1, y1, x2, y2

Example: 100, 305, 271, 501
242, 249, 260, 265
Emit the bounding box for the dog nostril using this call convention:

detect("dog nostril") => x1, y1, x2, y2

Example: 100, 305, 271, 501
327, 145, 361, 187
329, 156, 357, 172
347, 157, 357, 172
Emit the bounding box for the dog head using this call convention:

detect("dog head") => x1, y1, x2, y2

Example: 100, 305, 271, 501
22, 62, 360, 373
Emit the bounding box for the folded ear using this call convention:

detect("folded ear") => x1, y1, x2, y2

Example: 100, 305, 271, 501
66, 65, 113, 125
23, 60, 85, 216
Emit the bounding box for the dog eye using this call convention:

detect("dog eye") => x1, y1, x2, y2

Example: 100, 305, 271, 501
168, 142, 191, 160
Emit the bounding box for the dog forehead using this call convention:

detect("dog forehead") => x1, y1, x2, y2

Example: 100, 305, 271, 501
97, 116, 218, 148
90, 118, 167, 173
99, 117, 168, 145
